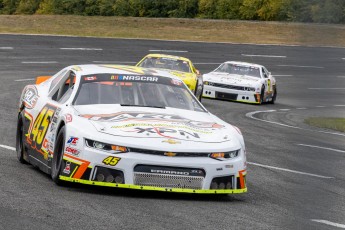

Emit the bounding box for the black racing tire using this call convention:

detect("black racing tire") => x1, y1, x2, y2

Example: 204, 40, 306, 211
269, 86, 277, 104
16, 112, 28, 164
259, 86, 265, 104
51, 126, 66, 185
194, 80, 202, 102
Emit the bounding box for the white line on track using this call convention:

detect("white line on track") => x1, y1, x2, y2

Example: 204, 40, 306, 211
334, 105, 345, 107
279, 109, 290, 111
298, 144, 345, 153
246, 110, 345, 137
0, 47, 13, 49
22, 61, 58, 64
92, 61, 136, 64
296, 107, 307, 110
272, 75, 293, 77
308, 88, 345, 90
315, 106, 326, 108
248, 162, 333, 179
311, 219, 345, 229
149, 49, 188, 53
14, 78, 35, 82
277, 64, 324, 69
336, 76, 345, 78
242, 54, 286, 58
60, 48, 103, 51
0, 144, 16, 151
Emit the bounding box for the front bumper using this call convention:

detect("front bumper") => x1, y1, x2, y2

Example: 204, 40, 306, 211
202, 84, 260, 104
60, 176, 247, 194
60, 146, 247, 194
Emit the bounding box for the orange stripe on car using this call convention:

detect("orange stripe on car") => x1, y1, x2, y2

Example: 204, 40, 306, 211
64, 154, 90, 179
239, 170, 246, 189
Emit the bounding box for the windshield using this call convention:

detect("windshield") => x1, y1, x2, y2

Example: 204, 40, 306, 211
138, 57, 191, 73
215, 63, 261, 78
73, 74, 205, 112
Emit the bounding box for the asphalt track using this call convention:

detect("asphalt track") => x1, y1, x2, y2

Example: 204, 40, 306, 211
0, 34, 345, 230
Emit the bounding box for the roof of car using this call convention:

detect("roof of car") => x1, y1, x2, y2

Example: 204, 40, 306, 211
144, 54, 191, 62
67, 64, 180, 80
224, 61, 263, 68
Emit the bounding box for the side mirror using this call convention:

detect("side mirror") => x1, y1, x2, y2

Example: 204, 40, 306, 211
35, 76, 51, 84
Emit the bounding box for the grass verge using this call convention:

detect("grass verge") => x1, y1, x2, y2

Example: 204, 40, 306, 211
1, 15, 345, 47
304, 117, 345, 133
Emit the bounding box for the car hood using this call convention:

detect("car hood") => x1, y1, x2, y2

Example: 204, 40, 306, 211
204, 72, 261, 86
74, 105, 237, 145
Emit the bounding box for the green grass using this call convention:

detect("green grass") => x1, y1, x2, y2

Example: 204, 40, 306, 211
1, 15, 345, 46
304, 117, 345, 133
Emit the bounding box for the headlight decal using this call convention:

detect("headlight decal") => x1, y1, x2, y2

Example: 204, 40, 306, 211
209, 149, 240, 160
85, 139, 128, 153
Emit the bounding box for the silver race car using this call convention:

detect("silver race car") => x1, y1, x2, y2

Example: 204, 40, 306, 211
203, 61, 277, 104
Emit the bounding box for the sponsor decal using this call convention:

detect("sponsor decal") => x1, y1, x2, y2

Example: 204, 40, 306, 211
55, 108, 61, 116
67, 137, 79, 145
135, 165, 205, 177
112, 123, 211, 134
225, 164, 234, 169
65, 146, 80, 156
83, 112, 185, 122
127, 127, 200, 139
84, 76, 97, 81
65, 114, 72, 123
71, 65, 82, 72
171, 79, 182, 86
63, 162, 71, 175
162, 139, 181, 144
151, 169, 189, 175
110, 75, 158, 82
22, 86, 39, 109
50, 123, 56, 132
42, 138, 49, 150
82, 112, 224, 129
164, 152, 177, 157
216, 167, 223, 171
102, 156, 120, 166
27, 104, 57, 154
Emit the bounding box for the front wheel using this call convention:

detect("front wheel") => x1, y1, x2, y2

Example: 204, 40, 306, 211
51, 126, 66, 185
269, 86, 277, 104
194, 80, 203, 102
259, 86, 265, 104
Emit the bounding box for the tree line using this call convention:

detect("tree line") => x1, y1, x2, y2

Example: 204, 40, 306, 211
0, 0, 344, 23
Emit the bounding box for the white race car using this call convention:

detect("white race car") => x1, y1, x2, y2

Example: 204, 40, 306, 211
203, 61, 277, 104
16, 64, 247, 194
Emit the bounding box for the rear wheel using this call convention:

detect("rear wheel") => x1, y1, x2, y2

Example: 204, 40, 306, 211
16, 112, 27, 164
51, 126, 66, 185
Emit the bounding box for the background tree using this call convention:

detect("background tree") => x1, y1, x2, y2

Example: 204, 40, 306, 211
198, 0, 217, 18
168, 0, 198, 18
216, 0, 242, 19
1, 0, 20, 14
